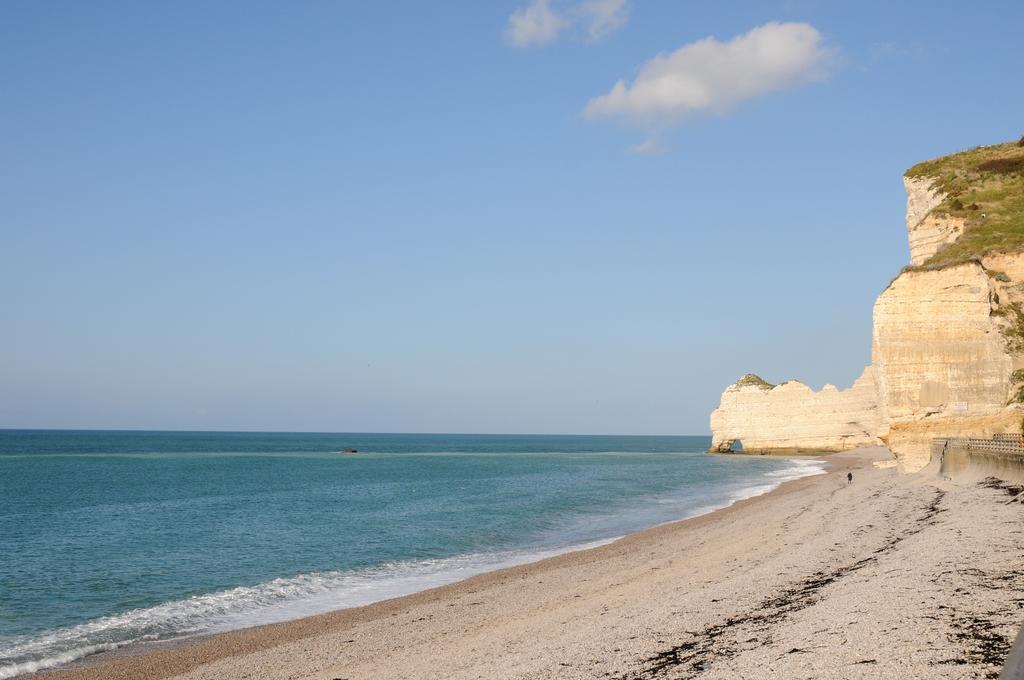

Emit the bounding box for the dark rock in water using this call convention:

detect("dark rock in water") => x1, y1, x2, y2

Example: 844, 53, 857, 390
341, 448, 358, 454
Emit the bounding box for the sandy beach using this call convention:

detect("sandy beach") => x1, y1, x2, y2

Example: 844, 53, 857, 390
36, 446, 1024, 679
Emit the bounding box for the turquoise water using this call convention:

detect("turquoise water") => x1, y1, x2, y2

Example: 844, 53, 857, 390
0, 430, 824, 677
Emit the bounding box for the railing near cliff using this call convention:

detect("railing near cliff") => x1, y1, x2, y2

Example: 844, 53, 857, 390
994, 433, 1024, 443
932, 436, 1024, 457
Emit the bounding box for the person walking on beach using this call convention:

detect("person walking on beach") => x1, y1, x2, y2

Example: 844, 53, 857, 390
847, 472, 853, 484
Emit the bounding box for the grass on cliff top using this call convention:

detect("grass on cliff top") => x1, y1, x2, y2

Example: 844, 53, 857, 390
905, 138, 1024, 268
735, 374, 775, 389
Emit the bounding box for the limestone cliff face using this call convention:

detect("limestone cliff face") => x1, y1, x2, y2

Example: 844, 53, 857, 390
709, 368, 882, 454
873, 260, 1021, 470
903, 176, 966, 266
710, 155, 1024, 470
873, 262, 1009, 425
904, 176, 944, 231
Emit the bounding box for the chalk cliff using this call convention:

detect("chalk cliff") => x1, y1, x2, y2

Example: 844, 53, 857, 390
872, 259, 1023, 470
710, 140, 1024, 471
709, 368, 882, 454
903, 176, 966, 266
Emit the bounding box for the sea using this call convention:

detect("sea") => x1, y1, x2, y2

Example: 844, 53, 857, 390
0, 430, 825, 678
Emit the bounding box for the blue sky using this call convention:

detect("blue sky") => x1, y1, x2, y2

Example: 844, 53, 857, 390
2, 1, 1022, 434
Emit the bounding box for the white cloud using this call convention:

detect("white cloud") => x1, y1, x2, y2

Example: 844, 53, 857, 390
505, 0, 629, 48
584, 22, 832, 124
506, 0, 569, 47
578, 0, 630, 41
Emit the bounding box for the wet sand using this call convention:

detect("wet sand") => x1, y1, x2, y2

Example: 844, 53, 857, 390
37, 446, 1024, 679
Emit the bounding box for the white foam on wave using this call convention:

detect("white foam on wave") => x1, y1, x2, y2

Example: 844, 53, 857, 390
762, 457, 828, 480
0, 456, 827, 679
674, 457, 827, 526
733, 457, 826, 498
0, 541, 612, 679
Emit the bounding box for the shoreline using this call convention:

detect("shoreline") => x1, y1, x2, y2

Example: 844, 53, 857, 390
35, 445, 1024, 678
23, 452, 829, 679
8, 448, 823, 675
31, 452, 846, 680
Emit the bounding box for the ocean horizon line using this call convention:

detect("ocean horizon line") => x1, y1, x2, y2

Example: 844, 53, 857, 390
0, 427, 708, 438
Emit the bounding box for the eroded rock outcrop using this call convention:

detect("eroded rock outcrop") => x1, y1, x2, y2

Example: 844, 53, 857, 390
904, 176, 966, 265
709, 368, 882, 454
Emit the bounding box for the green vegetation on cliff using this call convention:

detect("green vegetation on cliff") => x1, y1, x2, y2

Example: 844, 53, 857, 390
905, 138, 1024, 267
735, 374, 775, 389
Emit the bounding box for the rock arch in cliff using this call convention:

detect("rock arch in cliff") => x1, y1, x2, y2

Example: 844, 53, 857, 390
709, 368, 882, 454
